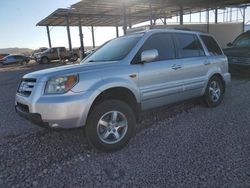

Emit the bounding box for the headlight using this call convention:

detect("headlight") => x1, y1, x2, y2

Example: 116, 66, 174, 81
44, 74, 78, 94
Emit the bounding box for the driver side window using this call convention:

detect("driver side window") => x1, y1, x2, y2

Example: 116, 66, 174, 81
132, 33, 175, 64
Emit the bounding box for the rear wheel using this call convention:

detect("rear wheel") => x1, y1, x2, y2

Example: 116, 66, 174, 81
204, 76, 224, 107
86, 100, 136, 152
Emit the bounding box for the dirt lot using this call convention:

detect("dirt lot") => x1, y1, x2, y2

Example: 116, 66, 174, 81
0, 63, 250, 187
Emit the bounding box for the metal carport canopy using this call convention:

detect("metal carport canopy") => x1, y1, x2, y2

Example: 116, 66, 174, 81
37, 0, 250, 27
36, 0, 250, 60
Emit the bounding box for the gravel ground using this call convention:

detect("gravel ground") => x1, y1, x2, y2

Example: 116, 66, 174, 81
0, 63, 250, 187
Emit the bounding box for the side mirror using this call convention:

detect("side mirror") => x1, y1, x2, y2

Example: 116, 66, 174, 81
141, 49, 159, 63
227, 42, 233, 47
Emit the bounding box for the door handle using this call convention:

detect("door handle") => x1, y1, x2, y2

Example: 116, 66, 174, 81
204, 61, 211, 65
172, 64, 182, 70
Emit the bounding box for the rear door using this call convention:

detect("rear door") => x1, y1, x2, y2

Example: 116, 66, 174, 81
135, 32, 185, 110
174, 33, 208, 97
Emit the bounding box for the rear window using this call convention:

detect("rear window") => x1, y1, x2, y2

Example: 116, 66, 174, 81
200, 35, 223, 56
175, 33, 205, 58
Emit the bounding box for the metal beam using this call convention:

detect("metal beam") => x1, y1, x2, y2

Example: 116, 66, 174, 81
66, 16, 72, 52
91, 26, 95, 48
46, 26, 52, 48
78, 19, 85, 60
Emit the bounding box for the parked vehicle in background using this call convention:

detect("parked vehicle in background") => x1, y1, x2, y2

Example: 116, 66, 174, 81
15, 29, 230, 151
0, 54, 10, 59
36, 47, 79, 64
31, 47, 48, 61
0, 54, 30, 66
223, 31, 250, 74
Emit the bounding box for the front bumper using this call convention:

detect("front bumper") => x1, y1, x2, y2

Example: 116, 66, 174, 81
15, 105, 49, 128
223, 72, 231, 87
15, 90, 100, 129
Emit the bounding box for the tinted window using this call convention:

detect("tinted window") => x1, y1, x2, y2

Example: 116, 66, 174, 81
133, 33, 175, 63
175, 33, 205, 58
233, 34, 250, 47
200, 35, 223, 56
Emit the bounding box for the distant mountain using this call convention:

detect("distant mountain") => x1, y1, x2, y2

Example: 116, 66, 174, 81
0, 48, 34, 55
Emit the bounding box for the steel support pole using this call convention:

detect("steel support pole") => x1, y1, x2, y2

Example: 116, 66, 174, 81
116, 25, 119, 37
206, 8, 209, 32
243, 7, 246, 32
46, 26, 52, 48
236, 8, 239, 21
78, 19, 84, 60
66, 16, 72, 52
190, 10, 192, 23
230, 8, 232, 22
91, 26, 95, 48
215, 8, 218, 24
164, 17, 167, 25
122, 3, 127, 35
199, 10, 202, 23
150, 3, 153, 26
180, 5, 183, 25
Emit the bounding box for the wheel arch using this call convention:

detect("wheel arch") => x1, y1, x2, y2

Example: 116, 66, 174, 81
87, 86, 141, 123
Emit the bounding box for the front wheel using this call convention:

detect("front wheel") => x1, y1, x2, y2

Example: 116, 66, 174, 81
86, 100, 136, 152
203, 76, 224, 107
20, 60, 27, 65
41, 57, 49, 64
72, 54, 78, 61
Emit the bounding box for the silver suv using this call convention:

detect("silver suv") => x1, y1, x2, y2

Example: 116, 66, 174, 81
15, 29, 231, 151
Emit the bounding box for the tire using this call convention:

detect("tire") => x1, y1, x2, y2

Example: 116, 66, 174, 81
203, 76, 224, 107
86, 100, 136, 152
20, 60, 27, 65
41, 57, 49, 64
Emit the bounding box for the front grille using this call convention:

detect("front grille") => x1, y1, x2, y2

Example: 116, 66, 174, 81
17, 78, 36, 97
228, 57, 250, 65
16, 102, 29, 113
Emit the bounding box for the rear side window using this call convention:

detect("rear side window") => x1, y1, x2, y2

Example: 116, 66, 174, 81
175, 33, 205, 58
138, 33, 175, 61
200, 35, 223, 56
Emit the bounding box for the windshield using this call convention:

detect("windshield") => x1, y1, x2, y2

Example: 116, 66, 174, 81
82, 33, 143, 63
44, 48, 51, 53
232, 33, 250, 47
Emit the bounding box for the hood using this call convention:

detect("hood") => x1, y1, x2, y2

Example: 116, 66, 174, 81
23, 61, 119, 82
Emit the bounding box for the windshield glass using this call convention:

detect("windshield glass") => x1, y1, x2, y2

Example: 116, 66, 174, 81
44, 48, 51, 53
233, 33, 250, 47
82, 33, 144, 63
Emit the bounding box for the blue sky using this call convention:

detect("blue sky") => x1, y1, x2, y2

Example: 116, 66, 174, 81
0, 0, 119, 49
0, 1, 249, 49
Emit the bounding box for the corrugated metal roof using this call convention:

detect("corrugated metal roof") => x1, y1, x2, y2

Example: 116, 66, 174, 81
37, 0, 250, 27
